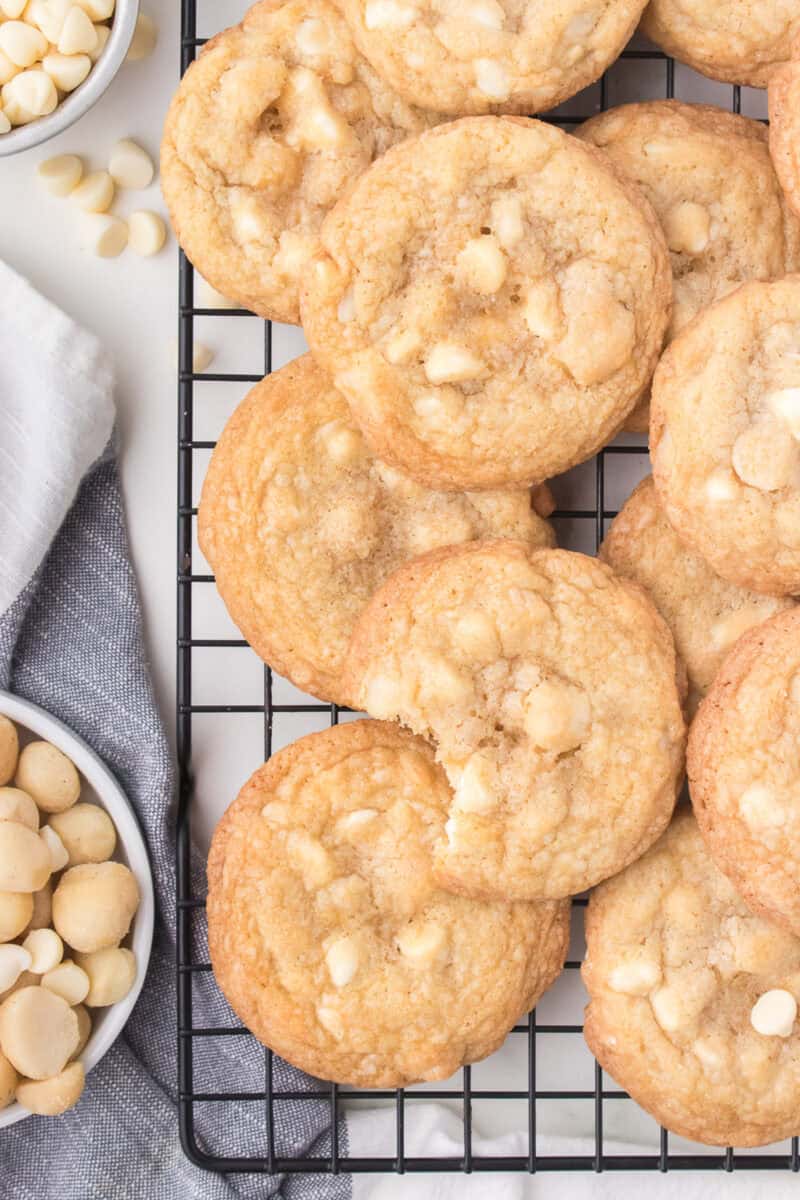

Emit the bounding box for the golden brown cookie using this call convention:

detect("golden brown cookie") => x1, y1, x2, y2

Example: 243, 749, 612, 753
770, 37, 800, 220
640, 0, 800, 87
344, 541, 686, 901
160, 0, 441, 324
207, 720, 570, 1087
198, 355, 553, 706
578, 101, 800, 434
601, 476, 794, 715
689, 608, 800, 937
584, 810, 800, 1147
300, 115, 672, 490
652, 276, 800, 597
338, 0, 648, 116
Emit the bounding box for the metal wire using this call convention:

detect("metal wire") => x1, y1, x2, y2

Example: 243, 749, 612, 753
175, 3, 800, 1175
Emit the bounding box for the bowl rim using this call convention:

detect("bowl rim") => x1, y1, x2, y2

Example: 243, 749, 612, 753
0, 688, 156, 1128
0, 0, 140, 158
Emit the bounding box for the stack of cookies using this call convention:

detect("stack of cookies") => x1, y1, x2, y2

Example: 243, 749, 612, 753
161, 0, 800, 1149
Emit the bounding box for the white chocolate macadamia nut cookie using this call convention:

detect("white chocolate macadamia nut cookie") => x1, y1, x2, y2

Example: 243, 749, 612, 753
199, 355, 554, 706
601, 477, 794, 716
652, 277, 800, 596
640, 0, 800, 87
301, 116, 672, 490
160, 0, 442, 324
339, 0, 648, 116
689, 609, 800, 938
770, 38, 800, 221
344, 542, 686, 900
52, 861, 139, 953
207, 720, 569, 1087
578, 102, 800, 434
584, 811, 800, 1147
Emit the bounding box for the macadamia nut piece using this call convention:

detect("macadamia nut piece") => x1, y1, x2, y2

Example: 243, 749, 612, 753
76, 946, 135, 1006
72, 1003, 91, 1057
16, 1060, 84, 1115
0, 971, 36, 1003
22, 927, 63, 974
0, 822, 51, 892
0, 891, 33, 942
0, 717, 18, 785
0, 944, 32, 993
49, 803, 115, 865
52, 862, 139, 952
0, 985, 78, 1078
15, 741, 80, 813
0, 788, 38, 830
0, 1048, 16, 1109
42, 959, 89, 1005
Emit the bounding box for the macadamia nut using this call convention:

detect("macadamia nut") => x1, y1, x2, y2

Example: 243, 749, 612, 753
0, 891, 33, 942
76, 946, 135, 1006
0, 787, 38, 830
0, 821, 51, 892
0, 716, 18, 785
48, 803, 115, 865
72, 1003, 91, 1057
0, 944, 32, 993
0, 985, 78, 1078
126, 12, 156, 61
0, 1048, 16, 1109
15, 741, 80, 813
42, 959, 89, 1006
52, 861, 139, 952
41, 825, 69, 872
22, 927, 63, 974
16, 1060, 84, 1115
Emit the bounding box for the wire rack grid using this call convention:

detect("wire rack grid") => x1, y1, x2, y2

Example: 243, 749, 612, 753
176, 0, 800, 1178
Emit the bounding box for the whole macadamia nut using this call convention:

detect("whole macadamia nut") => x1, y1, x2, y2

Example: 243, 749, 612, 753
77, 946, 136, 1007
0, 821, 51, 892
49, 803, 116, 866
0, 986, 78, 1079
0, 971, 36, 1004
15, 741, 80, 813
42, 959, 89, 1006
0, 787, 38, 830
72, 1004, 91, 1058
0, 1048, 17, 1109
52, 862, 139, 953
16, 1060, 84, 1115
0, 890, 33, 942
0, 717, 18, 787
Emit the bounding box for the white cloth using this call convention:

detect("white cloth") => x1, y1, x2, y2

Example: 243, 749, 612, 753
0, 258, 115, 615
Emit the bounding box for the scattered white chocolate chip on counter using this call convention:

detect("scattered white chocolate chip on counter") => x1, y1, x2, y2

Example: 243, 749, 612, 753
751, 989, 797, 1037
16, 1060, 85, 1115
108, 137, 154, 190
126, 11, 157, 61
324, 936, 359, 988
80, 212, 128, 258
71, 169, 115, 212
195, 276, 238, 310
128, 209, 166, 257
36, 153, 83, 196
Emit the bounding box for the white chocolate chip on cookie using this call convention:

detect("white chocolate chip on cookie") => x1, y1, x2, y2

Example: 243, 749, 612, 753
364, 0, 418, 30
705, 468, 739, 503
57, 7, 97, 56
738, 784, 785, 831
732, 421, 797, 492
397, 921, 446, 966
490, 194, 524, 249
751, 989, 797, 1037
287, 831, 335, 889
128, 211, 167, 257
109, 138, 154, 190
453, 753, 498, 815
324, 935, 359, 987
523, 278, 562, 340
608, 957, 661, 996
523, 679, 590, 755
663, 201, 711, 255
457, 234, 507, 295
474, 58, 510, 101
71, 170, 114, 213
770, 388, 800, 440
424, 342, 485, 385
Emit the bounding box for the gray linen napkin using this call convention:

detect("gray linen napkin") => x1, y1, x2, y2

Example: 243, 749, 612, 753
0, 275, 349, 1197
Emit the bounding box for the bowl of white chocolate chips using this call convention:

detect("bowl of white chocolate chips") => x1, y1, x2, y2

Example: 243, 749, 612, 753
0, 692, 154, 1124
0, 0, 146, 155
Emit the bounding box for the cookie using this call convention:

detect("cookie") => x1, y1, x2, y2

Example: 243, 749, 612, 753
584, 810, 800, 1147
343, 542, 686, 901
578, 101, 800, 434
338, 0, 648, 116
601, 477, 794, 716
207, 720, 570, 1087
160, 0, 441, 325
769, 38, 800, 220
640, 0, 800, 88
689, 609, 800, 937
301, 116, 672, 490
651, 276, 800, 597
198, 355, 554, 706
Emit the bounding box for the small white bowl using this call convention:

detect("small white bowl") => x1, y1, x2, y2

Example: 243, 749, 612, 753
0, 0, 140, 158
0, 689, 155, 1128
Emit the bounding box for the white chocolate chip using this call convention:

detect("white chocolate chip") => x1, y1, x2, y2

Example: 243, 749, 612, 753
0, 944, 32, 994
474, 58, 511, 101
769, 387, 800, 439
336, 809, 378, 835
490, 194, 524, 249
126, 11, 156, 61
650, 984, 683, 1033
42, 51, 90, 91
108, 138, 154, 190
465, 0, 504, 29
705, 467, 739, 502
42, 959, 90, 1006
24, 0, 71, 43
424, 341, 485, 385
453, 753, 498, 814
41, 825, 69, 872
382, 326, 422, 365
87, 21, 109, 62
280, 67, 348, 151
0, 51, 18, 87
195, 276, 237, 310
397, 921, 446, 965
0, 21, 47, 67
22, 927, 63, 974
732, 421, 798, 492
739, 784, 785, 831
324, 935, 359, 988
320, 421, 363, 465
693, 1035, 726, 1069
337, 287, 356, 324
453, 609, 500, 659
419, 656, 473, 707
412, 389, 463, 425
316, 1003, 344, 1039
523, 680, 590, 754
711, 606, 767, 652
71, 169, 114, 212
523, 278, 562, 340
0, 0, 26, 16
663, 201, 711, 255
363, 674, 402, 720
0, 109, 10, 134
128, 210, 166, 257
230, 194, 265, 244
294, 16, 328, 56
286, 831, 334, 889
172, 341, 215, 373
2, 68, 56, 122
554, 260, 635, 386
364, 0, 417, 30
57, 6, 97, 55
751, 989, 797, 1037
608, 958, 661, 996
73, 0, 113, 18
457, 234, 507, 295
80, 213, 128, 258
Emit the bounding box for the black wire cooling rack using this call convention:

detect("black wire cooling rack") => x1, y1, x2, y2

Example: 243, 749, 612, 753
176, 0, 800, 1177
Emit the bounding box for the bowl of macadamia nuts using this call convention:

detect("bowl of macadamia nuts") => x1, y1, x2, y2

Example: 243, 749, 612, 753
0, 0, 140, 156
0, 691, 154, 1125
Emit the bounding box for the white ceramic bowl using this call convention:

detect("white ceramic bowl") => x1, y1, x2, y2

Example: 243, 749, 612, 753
0, 0, 140, 158
0, 690, 155, 1127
